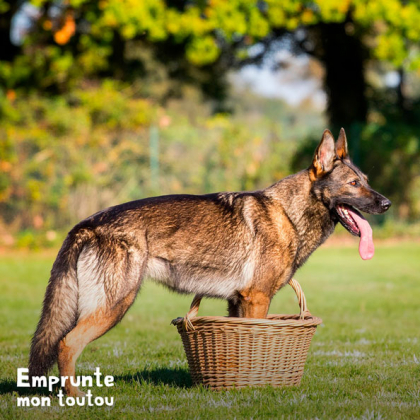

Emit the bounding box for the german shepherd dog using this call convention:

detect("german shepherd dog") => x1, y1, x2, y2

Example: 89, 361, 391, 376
29, 128, 391, 396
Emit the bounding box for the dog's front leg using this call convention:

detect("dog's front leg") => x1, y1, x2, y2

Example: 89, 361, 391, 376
237, 290, 271, 319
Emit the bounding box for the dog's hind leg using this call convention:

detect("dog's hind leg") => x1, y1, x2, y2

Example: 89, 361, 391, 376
227, 298, 241, 317
57, 289, 138, 396
57, 240, 146, 397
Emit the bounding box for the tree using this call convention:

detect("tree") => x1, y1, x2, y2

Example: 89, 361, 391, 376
0, 1, 20, 62
2, 0, 420, 126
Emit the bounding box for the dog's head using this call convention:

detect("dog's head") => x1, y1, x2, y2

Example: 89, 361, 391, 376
309, 128, 391, 259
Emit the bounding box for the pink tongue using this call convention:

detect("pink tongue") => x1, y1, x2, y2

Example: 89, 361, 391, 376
347, 208, 374, 260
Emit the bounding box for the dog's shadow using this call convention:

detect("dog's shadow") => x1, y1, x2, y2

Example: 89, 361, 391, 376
114, 367, 193, 389
0, 379, 51, 396
0, 368, 192, 396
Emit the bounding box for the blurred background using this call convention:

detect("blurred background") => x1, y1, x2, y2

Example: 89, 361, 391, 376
1, 0, 420, 249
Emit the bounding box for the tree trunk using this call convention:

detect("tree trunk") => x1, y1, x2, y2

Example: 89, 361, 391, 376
0, 1, 20, 62
312, 22, 368, 131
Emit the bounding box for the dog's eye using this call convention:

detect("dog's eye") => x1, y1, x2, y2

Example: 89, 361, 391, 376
349, 180, 359, 187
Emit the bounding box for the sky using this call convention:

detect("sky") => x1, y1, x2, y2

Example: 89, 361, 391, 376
235, 50, 327, 109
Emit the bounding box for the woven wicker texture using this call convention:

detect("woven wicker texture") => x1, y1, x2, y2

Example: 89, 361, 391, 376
172, 279, 322, 390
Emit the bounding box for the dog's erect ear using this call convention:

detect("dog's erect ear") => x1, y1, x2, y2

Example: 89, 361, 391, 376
310, 129, 336, 179
336, 127, 349, 160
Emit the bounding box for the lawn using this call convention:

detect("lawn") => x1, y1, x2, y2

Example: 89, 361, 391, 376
0, 242, 419, 419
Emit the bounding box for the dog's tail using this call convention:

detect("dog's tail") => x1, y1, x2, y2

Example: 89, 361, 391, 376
28, 228, 92, 378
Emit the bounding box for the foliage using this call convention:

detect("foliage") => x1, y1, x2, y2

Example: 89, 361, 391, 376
2, 1, 420, 92
0, 80, 155, 233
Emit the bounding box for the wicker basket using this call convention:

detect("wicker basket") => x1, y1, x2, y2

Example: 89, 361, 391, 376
172, 278, 322, 390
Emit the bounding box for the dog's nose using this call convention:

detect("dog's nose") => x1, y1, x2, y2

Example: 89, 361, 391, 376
381, 199, 391, 211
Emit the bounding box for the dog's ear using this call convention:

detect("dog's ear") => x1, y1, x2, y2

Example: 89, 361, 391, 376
310, 129, 336, 179
336, 127, 349, 160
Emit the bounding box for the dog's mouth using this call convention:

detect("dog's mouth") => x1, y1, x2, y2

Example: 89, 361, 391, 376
335, 204, 361, 236
334, 204, 374, 260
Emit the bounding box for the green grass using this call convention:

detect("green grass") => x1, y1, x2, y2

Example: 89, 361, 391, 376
1, 243, 420, 419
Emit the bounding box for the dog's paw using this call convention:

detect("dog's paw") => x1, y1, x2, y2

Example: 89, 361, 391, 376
66, 387, 86, 398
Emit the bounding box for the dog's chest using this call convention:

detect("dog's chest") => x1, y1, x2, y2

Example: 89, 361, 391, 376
294, 214, 335, 268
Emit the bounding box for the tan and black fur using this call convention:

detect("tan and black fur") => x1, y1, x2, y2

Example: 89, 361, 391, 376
29, 128, 391, 396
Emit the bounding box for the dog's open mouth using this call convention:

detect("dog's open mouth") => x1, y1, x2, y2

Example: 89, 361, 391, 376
335, 204, 374, 260
335, 204, 361, 236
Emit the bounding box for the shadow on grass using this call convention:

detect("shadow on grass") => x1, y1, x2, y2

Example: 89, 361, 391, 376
114, 367, 193, 389
0, 379, 52, 396
0, 367, 193, 396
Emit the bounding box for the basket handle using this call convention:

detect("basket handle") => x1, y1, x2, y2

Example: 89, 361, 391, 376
288, 278, 312, 320
176, 278, 311, 331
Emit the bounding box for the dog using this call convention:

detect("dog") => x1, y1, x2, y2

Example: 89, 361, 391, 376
29, 128, 391, 396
